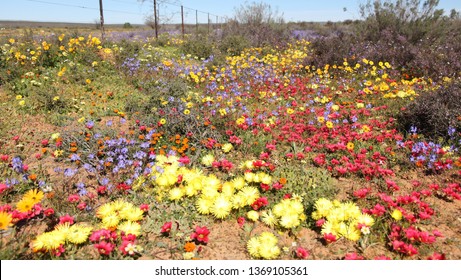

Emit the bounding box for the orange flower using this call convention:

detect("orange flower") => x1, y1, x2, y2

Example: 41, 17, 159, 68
28, 174, 37, 181
184, 242, 196, 252
279, 177, 287, 185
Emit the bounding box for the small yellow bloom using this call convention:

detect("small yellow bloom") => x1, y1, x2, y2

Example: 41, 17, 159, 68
391, 209, 403, 221
247, 210, 260, 222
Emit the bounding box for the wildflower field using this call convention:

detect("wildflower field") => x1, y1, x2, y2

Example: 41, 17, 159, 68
0, 26, 460, 260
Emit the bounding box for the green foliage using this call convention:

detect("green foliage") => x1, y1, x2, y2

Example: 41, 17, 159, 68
218, 35, 249, 56
397, 80, 461, 144
180, 35, 214, 60
358, 0, 445, 43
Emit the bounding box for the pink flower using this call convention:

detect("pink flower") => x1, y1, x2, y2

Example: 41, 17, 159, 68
0, 183, 9, 194
251, 197, 268, 210
43, 208, 55, 216
160, 221, 172, 234
296, 247, 309, 259
96, 186, 107, 195
374, 255, 391, 260
94, 241, 115, 256
427, 252, 446, 260
178, 156, 190, 165
67, 194, 80, 203
190, 226, 210, 244
315, 219, 326, 227
41, 139, 49, 147
51, 244, 66, 257
323, 233, 337, 244
90, 229, 113, 243
77, 202, 87, 210
140, 204, 149, 212
237, 216, 245, 227
344, 252, 364, 260
59, 214, 74, 225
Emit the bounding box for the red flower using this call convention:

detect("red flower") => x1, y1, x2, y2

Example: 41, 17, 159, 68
94, 241, 115, 256
77, 202, 87, 210
140, 204, 149, 212
344, 252, 364, 260
374, 255, 391, 260
296, 247, 309, 259
323, 233, 337, 243
0, 183, 9, 194
59, 214, 74, 225
43, 208, 55, 216
251, 197, 268, 210
427, 252, 446, 260
96, 185, 107, 195
190, 226, 210, 244
160, 221, 172, 234
67, 194, 80, 203
237, 216, 245, 227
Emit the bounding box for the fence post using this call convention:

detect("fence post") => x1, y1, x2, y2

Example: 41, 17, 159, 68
196, 9, 198, 34
181, 5, 185, 37
153, 0, 158, 39
99, 0, 105, 41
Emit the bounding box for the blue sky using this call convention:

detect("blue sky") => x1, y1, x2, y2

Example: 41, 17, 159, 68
0, 0, 460, 24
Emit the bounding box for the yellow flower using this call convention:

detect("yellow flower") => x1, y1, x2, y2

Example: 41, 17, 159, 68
317, 116, 325, 123
332, 104, 339, 111
67, 224, 93, 244
23, 189, 44, 204
361, 125, 371, 133
36, 231, 66, 251
102, 213, 120, 228
159, 118, 166, 125
356, 102, 365, 108
118, 220, 141, 236
183, 109, 190, 115
15, 95, 23, 100
346, 142, 355, 150
391, 209, 403, 221
18, 100, 25, 106
16, 198, 35, 213
222, 143, 233, 153
247, 236, 261, 258
119, 207, 144, 222
247, 210, 259, 222
201, 154, 215, 167
53, 150, 63, 157
325, 121, 334, 129
240, 186, 260, 205
210, 194, 232, 219
85, 79, 91, 84
0, 211, 13, 230
169, 187, 184, 201
196, 196, 213, 215
261, 210, 277, 227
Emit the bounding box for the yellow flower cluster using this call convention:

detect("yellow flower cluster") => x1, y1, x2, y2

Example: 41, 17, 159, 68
96, 200, 144, 236
247, 232, 280, 260
271, 197, 306, 229
312, 198, 374, 242
148, 155, 261, 220
31, 223, 93, 253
